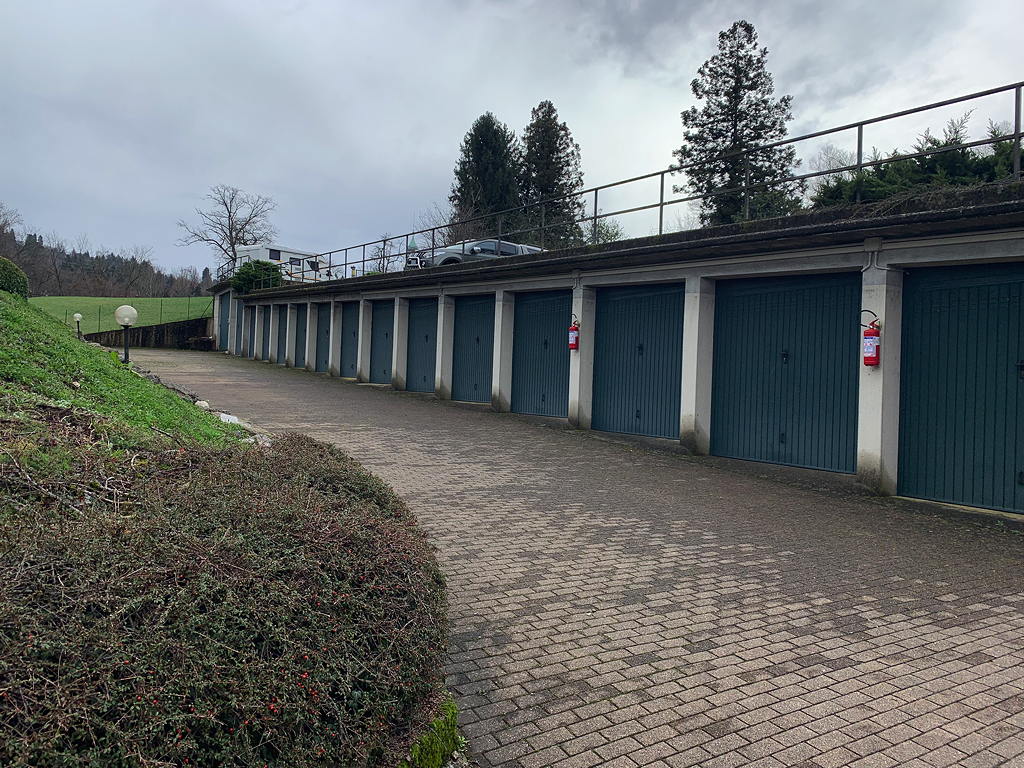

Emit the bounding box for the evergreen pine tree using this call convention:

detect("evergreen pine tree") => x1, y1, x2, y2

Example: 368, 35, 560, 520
449, 113, 522, 240
672, 20, 803, 226
520, 100, 585, 247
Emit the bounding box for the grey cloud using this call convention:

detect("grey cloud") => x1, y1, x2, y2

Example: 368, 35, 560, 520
0, 0, 1016, 272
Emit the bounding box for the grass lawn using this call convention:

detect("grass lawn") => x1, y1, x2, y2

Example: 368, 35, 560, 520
1, 292, 233, 442
30, 295, 214, 334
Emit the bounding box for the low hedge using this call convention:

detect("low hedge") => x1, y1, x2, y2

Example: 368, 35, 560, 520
0, 419, 448, 767
230, 259, 283, 293
0, 257, 28, 298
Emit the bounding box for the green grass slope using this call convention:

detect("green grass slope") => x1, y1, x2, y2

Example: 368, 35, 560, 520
2, 291, 230, 442
31, 295, 213, 334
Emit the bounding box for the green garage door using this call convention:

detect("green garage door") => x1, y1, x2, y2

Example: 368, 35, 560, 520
592, 284, 684, 438
711, 273, 860, 472
260, 306, 271, 359
406, 297, 437, 392
512, 290, 571, 417
276, 305, 287, 363
370, 300, 394, 384
899, 263, 1024, 513
233, 299, 243, 355
294, 304, 307, 368
246, 306, 256, 357
218, 293, 230, 350
452, 295, 495, 403
339, 302, 358, 377
314, 303, 331, 373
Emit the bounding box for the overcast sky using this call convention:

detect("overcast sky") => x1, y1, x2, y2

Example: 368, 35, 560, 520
1, 0, 1020, 272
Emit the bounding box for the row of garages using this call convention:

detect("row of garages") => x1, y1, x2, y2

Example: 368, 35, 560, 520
217, 261, 1024, 516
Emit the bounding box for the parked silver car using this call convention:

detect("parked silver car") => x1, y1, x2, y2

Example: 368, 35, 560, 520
404, 239, 543, 270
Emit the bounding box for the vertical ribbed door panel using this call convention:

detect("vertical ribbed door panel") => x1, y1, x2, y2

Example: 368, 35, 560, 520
452, 295, 495, 403
711, 274, 860, 472
592, 284, 684, 439
406, 297, 438, 393
899, 263, 1024, 513
512, 290, 572, 417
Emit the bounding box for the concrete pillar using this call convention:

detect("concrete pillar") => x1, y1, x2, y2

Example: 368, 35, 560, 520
328, 301, 343, 376
253, 305, 266, 361
213, 291, 225, 349
304, 303, 317, 372
241, 305, 253, 358
285, 304, 298, 367
269, 304, 281, 363
355, 299, 372, 382
392, 297, 409, 390
435, 294, 455, 399
227, 292, 239, 355
568, 286, 596, 428
680, 277, 715, 453
491, 290, 515, 412
857, 257, 903, 495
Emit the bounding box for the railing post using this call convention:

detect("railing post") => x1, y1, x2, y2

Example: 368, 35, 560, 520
856, 124, 864, 203
592, 188, 599, 244
743, 155, 750, 220
540, 203, 545, 249
658, 171, 665, 235
1014, 85, 1022, 180
497, 215, 502, 253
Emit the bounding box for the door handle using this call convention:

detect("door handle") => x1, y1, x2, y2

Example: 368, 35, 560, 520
637, 343, 644, 356
1017, 360, 1024, 380
781, 350, 790, 364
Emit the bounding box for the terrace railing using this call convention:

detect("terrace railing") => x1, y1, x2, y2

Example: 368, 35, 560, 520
248, 81, 1023, 289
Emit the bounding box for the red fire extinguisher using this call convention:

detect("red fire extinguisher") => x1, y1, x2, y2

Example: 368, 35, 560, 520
568, 317, 580, 350
862, 320, 880, 366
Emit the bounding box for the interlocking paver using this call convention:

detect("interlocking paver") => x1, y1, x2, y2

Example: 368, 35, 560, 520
135, 350, 1024, 768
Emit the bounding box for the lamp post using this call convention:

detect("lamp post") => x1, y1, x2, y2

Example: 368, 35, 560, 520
72, 312, 83, 340
114, 305, 138, 363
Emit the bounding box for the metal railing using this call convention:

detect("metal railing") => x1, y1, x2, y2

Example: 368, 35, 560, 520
250, 81, 1022, 289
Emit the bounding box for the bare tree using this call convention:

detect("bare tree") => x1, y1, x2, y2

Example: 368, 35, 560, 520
177, 184, 277, 269
806, 143, 858, 198
0, 202, 22, 237
43, 231, 67, 295
368, 234, 402, 274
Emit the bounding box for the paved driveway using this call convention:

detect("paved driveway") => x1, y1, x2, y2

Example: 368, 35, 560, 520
133, 350, 1024, 768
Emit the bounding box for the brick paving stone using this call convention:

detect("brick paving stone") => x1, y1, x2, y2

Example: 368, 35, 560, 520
136, 350, 1024, 768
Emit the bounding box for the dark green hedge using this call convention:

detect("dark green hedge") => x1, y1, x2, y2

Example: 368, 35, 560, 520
230, 259, 283, 293
0, 423, 448, 767
0, 256, 28, 298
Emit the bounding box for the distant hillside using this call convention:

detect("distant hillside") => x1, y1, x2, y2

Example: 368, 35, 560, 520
0, 220, 212, 298
31, 295, 213, 333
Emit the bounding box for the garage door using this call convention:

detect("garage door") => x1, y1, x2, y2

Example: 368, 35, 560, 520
294, 304, 307, 368
406, 297, 437, 392
339, 302, 358, 377
711, 273, 860, 472
512, 290, 571, 417
260, 306, 271, 359
452, 295, 495, 403
276, 305, 287, 363
314, 303, 331, 373
246, 306, 256, 358
233, 299, 243, 355
370, 300, 394, 384
218, 293, 230, 350
592, 284, 684, 438
899, 263, 1024, 513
